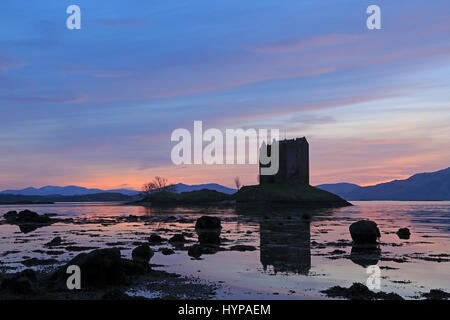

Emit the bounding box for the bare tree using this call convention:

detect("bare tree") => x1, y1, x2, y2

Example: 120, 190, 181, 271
154, 176, 168, 191
142, 176, 175, 198
234, 176, 241, 190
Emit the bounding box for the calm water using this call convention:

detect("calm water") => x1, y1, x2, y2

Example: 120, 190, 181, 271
0, 201, 449, 299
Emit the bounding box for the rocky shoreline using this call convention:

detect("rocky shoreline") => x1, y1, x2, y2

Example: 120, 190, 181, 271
1, 208, 449, 300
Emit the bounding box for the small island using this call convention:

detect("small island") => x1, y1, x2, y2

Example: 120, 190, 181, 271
133, 138, 350, 208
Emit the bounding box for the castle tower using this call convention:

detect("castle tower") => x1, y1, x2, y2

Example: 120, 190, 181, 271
259, 137, 309, 185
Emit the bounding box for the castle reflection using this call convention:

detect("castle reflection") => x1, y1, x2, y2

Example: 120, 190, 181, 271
259, 218, 311, 275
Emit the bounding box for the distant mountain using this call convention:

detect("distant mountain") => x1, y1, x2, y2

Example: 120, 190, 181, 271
0, 185, 140, 196
315, 183, 361, 196
173, 183, 236, 195
0, 183, 237, 197
0, 193, 134, 204
316, 167, 450, 200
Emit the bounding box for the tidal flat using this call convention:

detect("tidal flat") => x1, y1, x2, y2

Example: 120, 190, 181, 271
0, 201, 449, 300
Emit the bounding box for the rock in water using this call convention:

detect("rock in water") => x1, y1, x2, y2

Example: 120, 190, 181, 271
169, 234, 187, 243
3, 211, 18, 222
195, 216, 222, 244
17, 210, 50, 223
349, 220, 380, 244
396, 228, 411, 240
148, 234, 164, 243
45, 236, 62, 247
132, 244, 154, 265
195, 216, 222, 229
187, 244, 202, 259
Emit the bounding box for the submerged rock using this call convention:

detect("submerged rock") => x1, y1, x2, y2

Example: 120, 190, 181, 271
160, 248, 175, 255
148, 234, 165, 243
229, 245, 257, 252
45, 236, 62, 247
396, 228, 411, 240
132, 244, 154, 265
22, 258, 58, 267
349, 220, 381, 244
169, 234, 187, 243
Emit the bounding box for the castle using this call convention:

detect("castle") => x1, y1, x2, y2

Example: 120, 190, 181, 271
259, 137, 309, 185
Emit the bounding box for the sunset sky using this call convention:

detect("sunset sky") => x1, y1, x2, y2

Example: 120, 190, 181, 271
0, 0, 449, 190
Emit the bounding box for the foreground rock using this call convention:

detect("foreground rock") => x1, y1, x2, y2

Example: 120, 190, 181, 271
421, 289, 450, 300
195, 216, 222, 244
396, 228, 411, 240
51, 248, 148, 288
0, 269, 37, 295
321, 283, 403, 300
349, 220, 381, 244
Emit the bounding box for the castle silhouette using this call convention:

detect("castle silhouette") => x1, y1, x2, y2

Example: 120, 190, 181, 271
259, 137, 309, 185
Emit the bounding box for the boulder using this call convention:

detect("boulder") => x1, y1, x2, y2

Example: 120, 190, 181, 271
50, 248, 148, 288
17, 210, 50, 223
396, 228, 411, 240
195, 216, 222, 244
187, 244, 202, 259
58, 248, 126, 287
349, 220, 380, 244
131, 244, 153, 265
195, 216, 222, 229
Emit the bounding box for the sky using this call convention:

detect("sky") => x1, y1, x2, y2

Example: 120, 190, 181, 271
0, 0, 449, 190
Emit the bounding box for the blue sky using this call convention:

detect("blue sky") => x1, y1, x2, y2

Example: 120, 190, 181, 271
0, 0, 449, 189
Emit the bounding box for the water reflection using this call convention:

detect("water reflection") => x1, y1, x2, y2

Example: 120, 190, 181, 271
259, 218, 311, 275
349, 245, 381, 268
